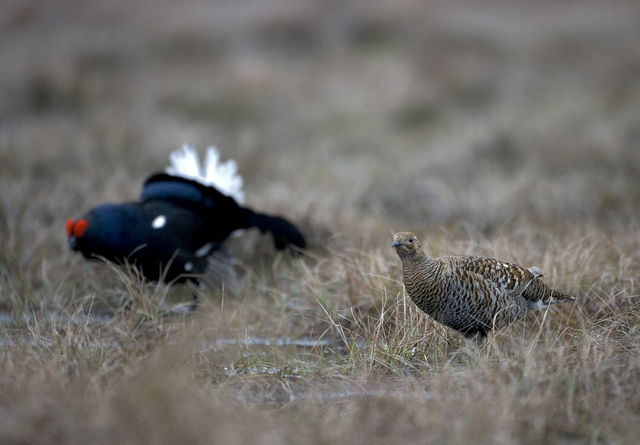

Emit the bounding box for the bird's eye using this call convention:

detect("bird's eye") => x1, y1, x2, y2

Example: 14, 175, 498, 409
408, 238, 414, 243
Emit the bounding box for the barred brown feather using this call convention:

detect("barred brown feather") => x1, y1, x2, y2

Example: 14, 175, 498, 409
392, 232, 575, 338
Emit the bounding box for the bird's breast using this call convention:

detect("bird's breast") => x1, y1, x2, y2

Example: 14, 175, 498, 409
402, 261, 446, 317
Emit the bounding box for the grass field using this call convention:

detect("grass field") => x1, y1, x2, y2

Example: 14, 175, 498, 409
1, 0, 640, 443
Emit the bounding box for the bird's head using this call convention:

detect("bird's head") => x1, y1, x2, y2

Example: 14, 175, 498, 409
66, 217, 91, 251
391, 232, 425, 261
65, 204, 130, 257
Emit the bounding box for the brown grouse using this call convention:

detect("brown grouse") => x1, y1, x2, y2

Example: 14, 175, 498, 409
392, 232, 574, 339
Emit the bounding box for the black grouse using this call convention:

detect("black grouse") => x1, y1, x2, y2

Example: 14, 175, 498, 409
67, 145, 306, 286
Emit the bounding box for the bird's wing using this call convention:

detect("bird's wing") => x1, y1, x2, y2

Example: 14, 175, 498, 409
141, 174, 242, 213
442, 265, 510, 302
136, 202, 212, 280
142, 200, 214, 251
444, 256, 537, 295
440, 265, 523, 331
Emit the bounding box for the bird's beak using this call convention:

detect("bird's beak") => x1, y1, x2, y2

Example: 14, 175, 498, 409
391, 240, 401, 248
68, 236, 78, 250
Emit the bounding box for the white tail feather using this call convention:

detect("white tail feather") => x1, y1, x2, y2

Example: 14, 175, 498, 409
166, 144, 245, 204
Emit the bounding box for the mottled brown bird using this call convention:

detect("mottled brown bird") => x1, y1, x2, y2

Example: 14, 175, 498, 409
392, 232, 575, 339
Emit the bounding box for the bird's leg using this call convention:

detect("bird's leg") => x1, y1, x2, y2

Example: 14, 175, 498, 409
120, 295, 133, 313
187, 280, 203, 312
167, 280, 201, 314
471, 331, 488, 345
460, 331, 488, 356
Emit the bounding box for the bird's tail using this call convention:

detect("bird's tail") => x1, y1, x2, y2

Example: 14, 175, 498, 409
246, 211, 306, 250
543, 288, 575, 306
525, 280, 575, 311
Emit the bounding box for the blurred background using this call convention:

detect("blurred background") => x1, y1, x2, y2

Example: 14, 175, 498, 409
1, 0, 639, 250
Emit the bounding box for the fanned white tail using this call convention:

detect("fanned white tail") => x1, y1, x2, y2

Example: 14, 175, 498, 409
166, 144, 245, 204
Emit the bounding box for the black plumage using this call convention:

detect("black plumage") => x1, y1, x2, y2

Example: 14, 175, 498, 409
67, 151, 306, 287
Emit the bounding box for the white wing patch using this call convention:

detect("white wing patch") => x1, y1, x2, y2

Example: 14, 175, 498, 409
151, 215, 167, 229
166, 144, 245, 204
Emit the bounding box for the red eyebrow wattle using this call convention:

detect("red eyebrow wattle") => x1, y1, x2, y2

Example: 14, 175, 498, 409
66, 218, 89, 237
74, 219, 89, 237
66, 218, 75, 237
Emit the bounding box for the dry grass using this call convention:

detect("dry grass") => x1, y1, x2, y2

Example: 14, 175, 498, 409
1, 0, 640, 443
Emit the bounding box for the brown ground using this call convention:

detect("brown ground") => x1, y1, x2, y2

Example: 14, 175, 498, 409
1, 0, 639, 443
